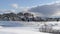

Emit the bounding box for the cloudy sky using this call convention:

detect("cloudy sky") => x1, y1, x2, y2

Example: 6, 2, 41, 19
0, 0, 60, 17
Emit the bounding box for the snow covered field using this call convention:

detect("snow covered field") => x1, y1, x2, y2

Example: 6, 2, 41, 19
0, 27, 50, 34
0, 21, 60, 34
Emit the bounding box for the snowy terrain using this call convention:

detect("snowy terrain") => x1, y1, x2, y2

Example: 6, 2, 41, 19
0, 26, 51, 34
0, 21, 60, 34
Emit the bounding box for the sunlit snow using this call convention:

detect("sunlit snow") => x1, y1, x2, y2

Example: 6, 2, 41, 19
0, 21, 60, 34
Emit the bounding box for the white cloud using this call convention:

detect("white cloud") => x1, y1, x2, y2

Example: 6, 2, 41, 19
31, 12, 44, 17
11, 3, 31, 12
0, 9, 16, 14
11, 4, 18, 9
51, 11, 60, 17
28, 2, 60, 17
20, 7, 30, 12
37, 0, 60, 6
27, 12, 44, 17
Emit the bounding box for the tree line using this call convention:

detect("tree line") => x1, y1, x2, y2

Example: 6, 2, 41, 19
0, 12, 60, 22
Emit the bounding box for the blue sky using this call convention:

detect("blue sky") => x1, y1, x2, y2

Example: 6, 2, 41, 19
0, 0, 60, 17
0, 0, 59, 9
